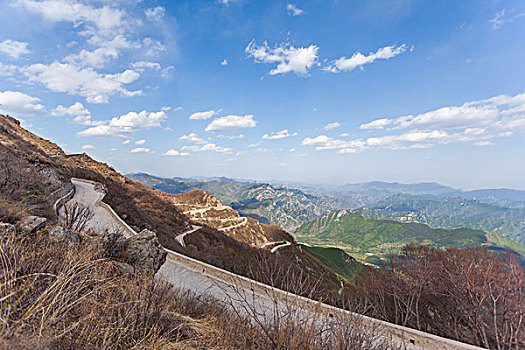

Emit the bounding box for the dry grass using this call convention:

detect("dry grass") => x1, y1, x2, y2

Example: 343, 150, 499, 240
0, 225, 394, 350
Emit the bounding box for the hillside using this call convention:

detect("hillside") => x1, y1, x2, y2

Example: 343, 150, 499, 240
0, 114, 343, 299
295, 209, 525, 261
359, 194, 525, 244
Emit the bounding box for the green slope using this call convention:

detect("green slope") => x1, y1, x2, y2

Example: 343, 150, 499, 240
301, 246, 361, 281
296, 209, 525, 260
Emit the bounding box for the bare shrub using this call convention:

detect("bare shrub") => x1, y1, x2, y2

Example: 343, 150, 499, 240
60, 202, 94, 232
351, 245, 525, 349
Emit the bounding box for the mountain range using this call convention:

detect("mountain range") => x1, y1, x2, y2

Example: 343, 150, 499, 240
129, 173, 525, 244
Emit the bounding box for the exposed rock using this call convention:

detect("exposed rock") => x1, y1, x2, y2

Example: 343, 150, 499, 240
123, 229, 166, 273
1, 222, 16, 236
18, 216, 47, 234
49, 226, 80, 244
113, 261, 135, 275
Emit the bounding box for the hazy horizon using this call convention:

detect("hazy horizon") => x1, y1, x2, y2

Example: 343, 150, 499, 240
1, 0, 524, 190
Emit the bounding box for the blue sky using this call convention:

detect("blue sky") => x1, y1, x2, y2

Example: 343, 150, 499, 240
1, 0, 524, 189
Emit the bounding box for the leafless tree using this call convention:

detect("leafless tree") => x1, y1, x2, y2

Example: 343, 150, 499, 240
60, 202, 94, 232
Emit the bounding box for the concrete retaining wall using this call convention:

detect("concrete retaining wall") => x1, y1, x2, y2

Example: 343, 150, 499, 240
69, 178, 485, 350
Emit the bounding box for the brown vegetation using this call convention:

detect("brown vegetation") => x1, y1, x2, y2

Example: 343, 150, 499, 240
349, 245, 525, 349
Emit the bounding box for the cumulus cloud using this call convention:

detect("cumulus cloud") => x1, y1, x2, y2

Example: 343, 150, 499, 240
181, 143, 231, 153
52, 101, 106, 126
145, 6, 165, 21
130, 147, 151, 153
52, 102, 90, 117
64, 47, 119, 68
134, 139, 146, 145
0, 91, 46, 116
189, 110, 218, 120
304, 92, 525, 154
221, 58, 228, 66
287, 4, 304, 16
81, 144, 95, 150
77, 110, 167, 137
360, 92, 525, 131
179, 133, 206, 144
0, 40, 30, 59
163, 149, 189, 156
262, 129, 297, 140
22, 62, 141, 104
17, 0, 126, 34
324, 122, 341, 130
205, 114, 257, 132
122, 139, 131, 144
245, 40, 319, 76
325, 44, 408, 73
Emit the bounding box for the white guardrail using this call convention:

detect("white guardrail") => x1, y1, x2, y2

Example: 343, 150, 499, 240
67, 178, 485, 350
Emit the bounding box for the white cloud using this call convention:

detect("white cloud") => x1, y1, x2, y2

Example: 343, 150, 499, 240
324, 122, 341, 130
77, 110, 167, 137
145, 6, 165, 21
0, 91, 46, 116
122, 139, 131, 144
475, 141, 494, 146
143, 37, 166, 57
360, 118, 392, 130
304, 92, 525, 154
131, 61, 161, 71
0, 40, 30, 59
245, 40, 319, 76
0, 63, 17, 76
286, 4, 304, 16
360, 92, 525, 131
181, 143, 231, 153
262, 129, 297, 140
221, 58, 228, 66
130, 147, 151, 153
289, 148, 296, 152
325, 44, 408, 73
219, 0, 239, 5
189, 109, 218, 120
179, 133, 206, 144
82, 144, 95, 150
490, 9, 525, 29
17, 0, 125, 34
52, 102, 90, 117
217, 134, 244, 140
65, 47, 119, 68
134, 139, 146, 145
163, 149, 189, 156
206, 114, 257, 132
22, 62, 141, 104
52, 102, 104, 126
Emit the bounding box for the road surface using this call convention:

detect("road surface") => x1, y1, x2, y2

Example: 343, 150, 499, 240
174, 225, 201, 247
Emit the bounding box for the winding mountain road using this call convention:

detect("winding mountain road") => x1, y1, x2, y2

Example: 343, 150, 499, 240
62, 178, 484, 350
174, 225, 201, 247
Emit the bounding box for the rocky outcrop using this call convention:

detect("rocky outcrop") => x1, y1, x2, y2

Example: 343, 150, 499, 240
49, 226, 80, 245
123, 229, 167, 273
18, 216, 47, 234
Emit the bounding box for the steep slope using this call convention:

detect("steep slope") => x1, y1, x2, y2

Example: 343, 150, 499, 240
295, 209, 525, 261
156, 188, 293, 247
